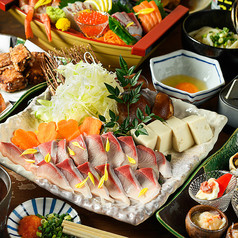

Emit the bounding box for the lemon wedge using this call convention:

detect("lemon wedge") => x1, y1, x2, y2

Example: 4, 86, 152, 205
103, 0, 108, 12
107, 0, 112, 11
84, 0, 101, 11
85, 0, 112, 12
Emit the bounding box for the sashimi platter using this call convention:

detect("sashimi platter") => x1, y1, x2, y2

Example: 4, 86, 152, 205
0, 45, 228, 225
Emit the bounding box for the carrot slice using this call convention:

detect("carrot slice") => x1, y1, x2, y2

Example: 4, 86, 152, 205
79, 117, 103, 135
37, 121, 58, 144
149, 1, 162, 23
11, 129, 40, 150
57, 119, 81, 142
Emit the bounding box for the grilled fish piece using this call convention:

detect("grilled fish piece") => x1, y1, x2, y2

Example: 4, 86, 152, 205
0, 67, 28, 92
9, 44, 32, 72
0, 53, 12, 70
24, 52, 46, 85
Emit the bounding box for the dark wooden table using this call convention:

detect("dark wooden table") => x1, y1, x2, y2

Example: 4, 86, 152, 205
0, 8, 236, 238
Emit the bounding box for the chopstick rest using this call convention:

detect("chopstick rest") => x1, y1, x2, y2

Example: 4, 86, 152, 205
62, 220, 128, 238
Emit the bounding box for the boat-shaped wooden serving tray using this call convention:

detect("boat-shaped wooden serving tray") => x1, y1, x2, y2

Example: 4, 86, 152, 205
6, 4, 188, 70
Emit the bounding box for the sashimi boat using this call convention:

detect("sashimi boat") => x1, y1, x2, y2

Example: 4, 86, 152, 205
6, 3, 188, 70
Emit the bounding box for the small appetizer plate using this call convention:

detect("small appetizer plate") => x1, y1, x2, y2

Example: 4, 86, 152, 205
231, 190, 238, 219
185, 204, 228, 238
188, 170, 237, 212
7, 197, 80, 238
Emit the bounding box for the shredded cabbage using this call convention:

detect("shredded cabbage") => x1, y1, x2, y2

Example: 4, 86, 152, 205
32, 61, 124, 123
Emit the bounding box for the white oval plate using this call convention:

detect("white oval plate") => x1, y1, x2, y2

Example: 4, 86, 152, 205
7, 197, 80, 238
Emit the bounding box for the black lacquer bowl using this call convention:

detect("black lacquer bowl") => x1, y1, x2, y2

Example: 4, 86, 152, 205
181, 9, 238, 82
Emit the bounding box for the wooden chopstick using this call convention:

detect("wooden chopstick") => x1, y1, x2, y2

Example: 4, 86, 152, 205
62, 220, 128, 238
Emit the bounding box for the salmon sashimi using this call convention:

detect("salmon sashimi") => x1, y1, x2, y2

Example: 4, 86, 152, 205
148, 1, 162, 23
133, 3, 152, 33
140, 1, 157, 27
133, 0, 162, 33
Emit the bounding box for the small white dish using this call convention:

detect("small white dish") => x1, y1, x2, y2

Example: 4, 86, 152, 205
150, 49, 225, 105
7, 197, 80, 238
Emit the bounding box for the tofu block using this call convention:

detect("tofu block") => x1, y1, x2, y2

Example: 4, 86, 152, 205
164, 116, 194, 152
131, 124, 157, 150
182, 115, 213, 145
147, 120, 172, 153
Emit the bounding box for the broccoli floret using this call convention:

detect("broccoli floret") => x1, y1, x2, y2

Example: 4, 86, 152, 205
46, 6, 66, 24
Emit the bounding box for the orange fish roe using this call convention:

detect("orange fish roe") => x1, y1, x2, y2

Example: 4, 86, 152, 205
76, 10, 108, 25
18, 215, 42, 238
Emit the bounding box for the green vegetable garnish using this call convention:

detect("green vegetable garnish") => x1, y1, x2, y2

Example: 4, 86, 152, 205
46, 6, 66, 24
209, 27, 237, 47
108, 16, 137, 45
99, 55, 162, 137
36, 213, 72, 238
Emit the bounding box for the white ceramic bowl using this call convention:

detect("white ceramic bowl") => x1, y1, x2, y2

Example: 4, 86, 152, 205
7, 197, 80, 238
150, 49, 225, 105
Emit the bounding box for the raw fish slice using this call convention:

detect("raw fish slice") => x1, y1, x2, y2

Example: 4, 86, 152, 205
0, 142, 37, 172
101, 132, 128, 168
57, 158, 92, 198
36, 162, 73, 193
95, 163, 130, 205
114, 165, 144, 202
112, 12, 142, 41
135, 168, 161, 204
84, 135, 107, 167
117, 136, 138, 170
33, 150, 44, 165
136, 145, 159, 178
68, 134, 88, 166
57, 139, 69, 163
77, 162, 113, 202
155, 151, 172, 179
37, 140, 58, 164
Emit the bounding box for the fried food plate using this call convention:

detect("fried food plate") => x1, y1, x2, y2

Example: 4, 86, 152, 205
0, 35, 45, 121
0, 86, 227, 225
